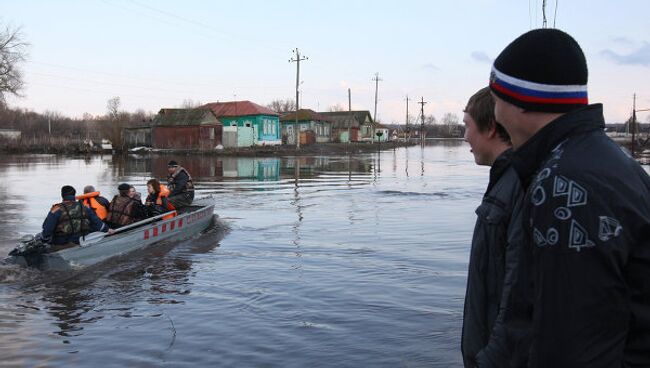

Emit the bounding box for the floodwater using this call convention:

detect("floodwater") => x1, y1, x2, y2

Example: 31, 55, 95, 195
0, 141, 490, 367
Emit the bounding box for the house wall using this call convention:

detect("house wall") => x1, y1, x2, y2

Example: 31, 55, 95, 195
219, 115, 281, 145
333, 127, 360, 143
152, 125, 221, 149
281, 120, 332, 144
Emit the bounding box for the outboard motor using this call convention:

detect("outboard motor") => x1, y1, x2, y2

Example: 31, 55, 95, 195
9, 234, 50, 257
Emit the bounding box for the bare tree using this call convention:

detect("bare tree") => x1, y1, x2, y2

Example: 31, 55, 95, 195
328, 104, 345, 112
0, 24, 29, 102
441, 112, 460, 136
179, 99, 202, 109
266, 98, 296, 113
106, 96, 125, 150
425, 114, 437, 125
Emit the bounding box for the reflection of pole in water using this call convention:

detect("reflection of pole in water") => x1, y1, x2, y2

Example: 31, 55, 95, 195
292, 159, 303, 263
392, 147, 397, 174
377, 150, 381, 173
420, 144, 425, 177
405, 145, 409, 178
348, 153, 352, 185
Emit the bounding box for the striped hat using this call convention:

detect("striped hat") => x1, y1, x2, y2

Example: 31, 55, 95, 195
490, 29, 588, 113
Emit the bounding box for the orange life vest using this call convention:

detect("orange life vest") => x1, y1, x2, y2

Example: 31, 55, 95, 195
157, 185, 176, 220
76, 191, 108, 220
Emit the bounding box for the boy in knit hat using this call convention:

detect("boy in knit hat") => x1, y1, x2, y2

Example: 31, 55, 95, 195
479, 29, 650, 367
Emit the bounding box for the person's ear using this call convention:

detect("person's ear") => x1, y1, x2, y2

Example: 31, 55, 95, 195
486, 121, 498, 139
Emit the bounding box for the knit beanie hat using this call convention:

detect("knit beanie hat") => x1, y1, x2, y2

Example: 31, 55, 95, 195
489, 28, 588, 113
61, 185, 76, 198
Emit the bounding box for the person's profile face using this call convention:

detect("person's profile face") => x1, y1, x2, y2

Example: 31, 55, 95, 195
128, 187, 136, 198
147, 184, 154, 194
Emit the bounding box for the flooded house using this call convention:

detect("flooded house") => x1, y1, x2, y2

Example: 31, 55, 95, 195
203, 100, 281, 147
124, 108, 222, 150
319, 110, 373, 143
280, 109, 333, 145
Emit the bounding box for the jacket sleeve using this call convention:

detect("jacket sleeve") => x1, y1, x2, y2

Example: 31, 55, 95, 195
523, 172, 629, 366
476, 195, 532, 367
85, 207, 108, 232
41, 210, 60, 240
170, 171, 188, 196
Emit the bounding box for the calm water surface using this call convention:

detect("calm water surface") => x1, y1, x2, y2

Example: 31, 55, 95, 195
0, 141, 493, 367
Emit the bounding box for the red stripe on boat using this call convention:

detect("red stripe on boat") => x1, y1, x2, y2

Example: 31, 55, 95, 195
144, 229, 149, 240
153, 227, 158, 237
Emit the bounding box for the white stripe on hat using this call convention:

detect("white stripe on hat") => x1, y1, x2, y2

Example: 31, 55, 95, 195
491, 66, 587, 93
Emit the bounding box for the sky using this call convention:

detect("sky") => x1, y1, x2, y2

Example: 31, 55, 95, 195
3, 0, 650, 124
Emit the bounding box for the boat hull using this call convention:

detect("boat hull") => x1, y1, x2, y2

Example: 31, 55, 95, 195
8, 202, 216, 270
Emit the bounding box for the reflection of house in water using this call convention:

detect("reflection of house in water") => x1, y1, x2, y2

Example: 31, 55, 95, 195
281, 156, 373, 177
222, 157, 280, 181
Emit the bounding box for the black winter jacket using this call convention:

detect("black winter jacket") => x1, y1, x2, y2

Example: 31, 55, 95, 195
480, 104, 650, 367
462, 150, 523, 367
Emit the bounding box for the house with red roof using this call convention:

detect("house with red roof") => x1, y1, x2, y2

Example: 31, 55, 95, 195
202, 100, 281, 146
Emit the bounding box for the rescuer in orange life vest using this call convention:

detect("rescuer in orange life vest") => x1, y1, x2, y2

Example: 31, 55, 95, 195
76, 185, 110, 221
42, 185, 110, 250
145, 178, 176, 219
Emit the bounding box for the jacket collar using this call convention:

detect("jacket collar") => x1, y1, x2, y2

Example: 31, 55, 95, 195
511, 104, 605, 188
486, 148, 514, 194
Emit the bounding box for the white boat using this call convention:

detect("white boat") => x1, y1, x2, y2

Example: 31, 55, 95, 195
6, 200, 216, 270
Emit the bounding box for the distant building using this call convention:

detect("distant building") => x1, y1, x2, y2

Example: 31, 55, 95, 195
0, 129, 21, 140
203, 101, 281, 147
124, 108, 222, 150
319, 110, 374, 143
280, 109, 333, 145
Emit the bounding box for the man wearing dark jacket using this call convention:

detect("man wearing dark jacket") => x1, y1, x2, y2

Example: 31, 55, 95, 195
461, 87, 522, 367
42, 185, 109, 249
479, 29, 650, 367
166, 160, 194, 209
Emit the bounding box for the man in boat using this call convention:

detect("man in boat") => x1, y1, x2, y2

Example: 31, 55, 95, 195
105, 183, 147, 229
76, 185, 110, 221
480, 29, 650, 366
166, 160, 194, 209
42, 185, 110, 250
460, 87, 522, 368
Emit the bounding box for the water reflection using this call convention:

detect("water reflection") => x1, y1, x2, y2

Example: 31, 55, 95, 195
0, 141, 477, 367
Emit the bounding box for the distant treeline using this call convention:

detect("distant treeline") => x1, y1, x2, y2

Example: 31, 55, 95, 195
0, 101, 154, 152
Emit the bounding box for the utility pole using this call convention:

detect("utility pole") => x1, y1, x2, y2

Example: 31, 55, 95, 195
405, 95, 410, 142
418, 97, 427, 145
348, 88, 352, 146
542, 0, 548, 28
372, 72, 382, 142
631, 93, 650, 157
633, 93, 637, 157
290, 48, 308, 149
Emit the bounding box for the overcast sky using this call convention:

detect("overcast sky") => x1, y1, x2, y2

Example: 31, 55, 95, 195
4, 0, 650, 124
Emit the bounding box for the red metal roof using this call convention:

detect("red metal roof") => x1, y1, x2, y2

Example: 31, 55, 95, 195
202, 100, 279, 117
